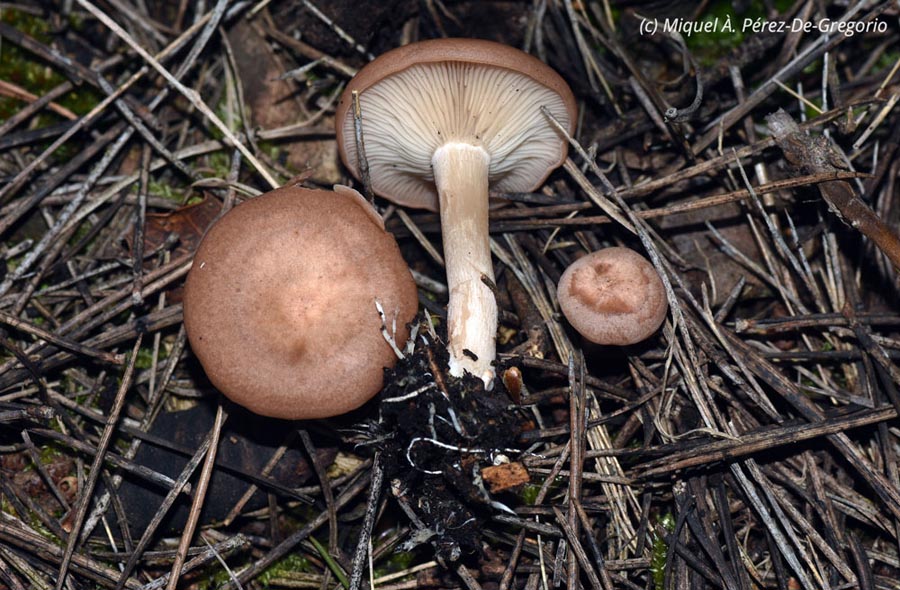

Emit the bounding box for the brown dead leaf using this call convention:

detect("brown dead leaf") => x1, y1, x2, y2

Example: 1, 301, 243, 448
124, 195, 222, 303
128, 195, 222, 264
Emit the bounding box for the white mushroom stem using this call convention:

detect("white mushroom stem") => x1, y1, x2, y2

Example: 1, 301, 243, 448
432, 142, 497, 387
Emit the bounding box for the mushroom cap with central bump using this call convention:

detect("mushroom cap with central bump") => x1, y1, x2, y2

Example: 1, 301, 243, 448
335, 38, 577, 212
183, 184, 419, 420
557, 247, 668, 346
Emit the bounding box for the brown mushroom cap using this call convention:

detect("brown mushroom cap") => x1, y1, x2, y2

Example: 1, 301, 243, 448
557, 247, 668, 346
183, 184, 418, 420
335, 38, 577, 212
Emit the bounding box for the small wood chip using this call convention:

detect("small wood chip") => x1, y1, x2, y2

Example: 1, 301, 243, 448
482, 463, 530, 494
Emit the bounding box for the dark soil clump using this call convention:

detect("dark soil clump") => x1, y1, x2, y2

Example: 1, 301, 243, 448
375, 322, 523, 564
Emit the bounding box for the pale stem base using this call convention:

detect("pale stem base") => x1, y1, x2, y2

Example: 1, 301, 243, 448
432, 143, 497, 387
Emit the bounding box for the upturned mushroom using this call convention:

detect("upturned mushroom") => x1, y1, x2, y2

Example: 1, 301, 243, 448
335, 38, 576, 387
557, 247, 668, 345
183, 184, 418, 420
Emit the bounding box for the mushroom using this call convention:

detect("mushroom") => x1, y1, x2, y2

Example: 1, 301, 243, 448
183, 184, 418, 420
335, 38, 576, 386
557, 247, 668, 345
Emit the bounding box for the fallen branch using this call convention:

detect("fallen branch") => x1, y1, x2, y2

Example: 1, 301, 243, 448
767, 108, 900, 270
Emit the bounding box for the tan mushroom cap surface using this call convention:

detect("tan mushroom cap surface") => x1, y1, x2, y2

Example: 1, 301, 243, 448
183, 185, 418, 420
557, 247, 668, 346
335, 38, 577, 212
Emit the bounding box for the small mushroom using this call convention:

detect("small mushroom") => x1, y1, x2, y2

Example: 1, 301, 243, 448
557, 247, 668, 345
183, 184, 418, 420
335, 38, 576, 386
